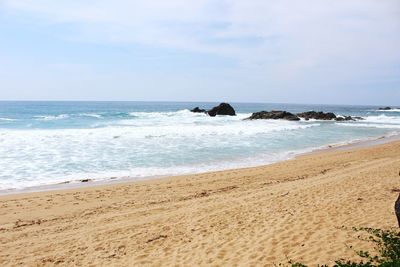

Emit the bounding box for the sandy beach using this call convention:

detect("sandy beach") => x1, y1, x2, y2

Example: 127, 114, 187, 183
0, 140, 399, 266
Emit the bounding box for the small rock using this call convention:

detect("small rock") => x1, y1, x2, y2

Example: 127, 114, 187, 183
190, 107, 207, 113
335, 116, 355, 121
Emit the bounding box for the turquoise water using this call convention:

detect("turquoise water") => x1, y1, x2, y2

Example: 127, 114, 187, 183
0, 101, 399, 191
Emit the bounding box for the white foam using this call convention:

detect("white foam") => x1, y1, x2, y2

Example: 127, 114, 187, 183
4, 130, 398, 192
363, 114, 400, 124
0, 147, 314, 191
0, 117, 16, 121
338, 123, 400, 129
0, 121, 320, 140
1, 109, 399, 191
336, 114, 400, 129
0, 118, 320, 190
79, 113, 103, 119
34, 114, 69, 121
376, 108, 400, 112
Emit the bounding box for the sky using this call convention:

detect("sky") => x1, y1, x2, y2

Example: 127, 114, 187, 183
0, 0, 399, 105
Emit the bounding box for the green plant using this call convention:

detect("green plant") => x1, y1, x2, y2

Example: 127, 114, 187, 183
285, 228, 400, 267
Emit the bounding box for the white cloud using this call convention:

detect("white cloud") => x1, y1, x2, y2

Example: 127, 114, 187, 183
1, 0, 400, 102
4, 1, 399, 56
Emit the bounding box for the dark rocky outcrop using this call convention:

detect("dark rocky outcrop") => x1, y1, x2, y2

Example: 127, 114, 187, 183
190, 107, 207, 113
335, 116, 355, 121
245, 109, 364, 122
297, 111, 336, 121
207, 103, 236, 117
245, 110, 300, 121
335, 116, 365, 121
379, 107, 392, 110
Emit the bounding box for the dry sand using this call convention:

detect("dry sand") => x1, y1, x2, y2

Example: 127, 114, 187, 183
1, 141, 400, 266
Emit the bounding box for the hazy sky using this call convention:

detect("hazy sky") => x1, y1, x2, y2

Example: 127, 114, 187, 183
0, 0, 399, 104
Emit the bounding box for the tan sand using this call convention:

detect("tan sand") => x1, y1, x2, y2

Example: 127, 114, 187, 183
1, 141, 400, 266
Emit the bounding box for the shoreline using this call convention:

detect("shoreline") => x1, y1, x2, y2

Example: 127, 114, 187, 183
2, 132, 400, 196
1, 136, 399, 265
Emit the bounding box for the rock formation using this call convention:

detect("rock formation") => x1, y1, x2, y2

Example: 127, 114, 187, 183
245, 110, 300, 121
207, 103, 236, 117
297, 111, 336, 120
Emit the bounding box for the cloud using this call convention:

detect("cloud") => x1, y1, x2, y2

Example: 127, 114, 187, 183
3, 1, 399, 58
1, 0, 400, 102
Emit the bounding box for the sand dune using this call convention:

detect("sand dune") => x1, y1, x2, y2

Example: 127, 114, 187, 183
1, 141, 400, 266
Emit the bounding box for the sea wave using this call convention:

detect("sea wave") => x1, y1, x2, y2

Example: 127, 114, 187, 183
336, 114, 400, 129
0, 147, 313, 191
2, 131, 398, 192
93, 110, 252, 128
128, 109, 205, 118
34, 114, 69, 121
128, 109, 252, 119
0, 117, 16, 121
79, 113, 103, 119
0, 121, 321, 139
337, 123, 400, 129
362, 114, 400, 124
376, 108, 400, 112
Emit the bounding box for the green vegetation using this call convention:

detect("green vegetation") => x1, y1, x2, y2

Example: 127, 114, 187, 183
285, 228, 400, 267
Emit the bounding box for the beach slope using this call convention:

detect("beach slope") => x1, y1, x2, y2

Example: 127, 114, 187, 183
1, 141, 399, 266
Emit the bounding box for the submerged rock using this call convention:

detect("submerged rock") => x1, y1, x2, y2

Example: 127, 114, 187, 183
335, 116, 355, 121
379, 107, 392, 110
297, 111, 336, 120
245, 110, 300, 121
335, 116, 364, 121
352, 116, 365, 120
207, 103, 236, 116
190, 107, 207, 113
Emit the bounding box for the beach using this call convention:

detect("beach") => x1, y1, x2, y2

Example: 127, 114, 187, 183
2, 0, 399, 265
1, 140, 399, 266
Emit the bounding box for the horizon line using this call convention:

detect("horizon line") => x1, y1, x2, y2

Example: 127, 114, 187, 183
0, 100, 395, 107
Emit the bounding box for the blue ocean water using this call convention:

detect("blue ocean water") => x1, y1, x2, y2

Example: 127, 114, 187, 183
1, 101, 399, 191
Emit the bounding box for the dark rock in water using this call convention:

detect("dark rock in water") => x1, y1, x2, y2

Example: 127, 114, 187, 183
246, 110, 300, 121
334, 117, 344, 121
353, 116, 365, 120
190, 107, 207, 113
80, 179, 92, 183
297, 111, 336, 120
335, 116, 355, 121
335, 116, 365, 121
379, 107, 392, 110
207, 103, 236, 116
334, 117, 345, 122
246, 110, 363, 122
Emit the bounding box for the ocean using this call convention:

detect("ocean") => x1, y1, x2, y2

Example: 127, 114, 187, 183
1, 101, 399, 192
